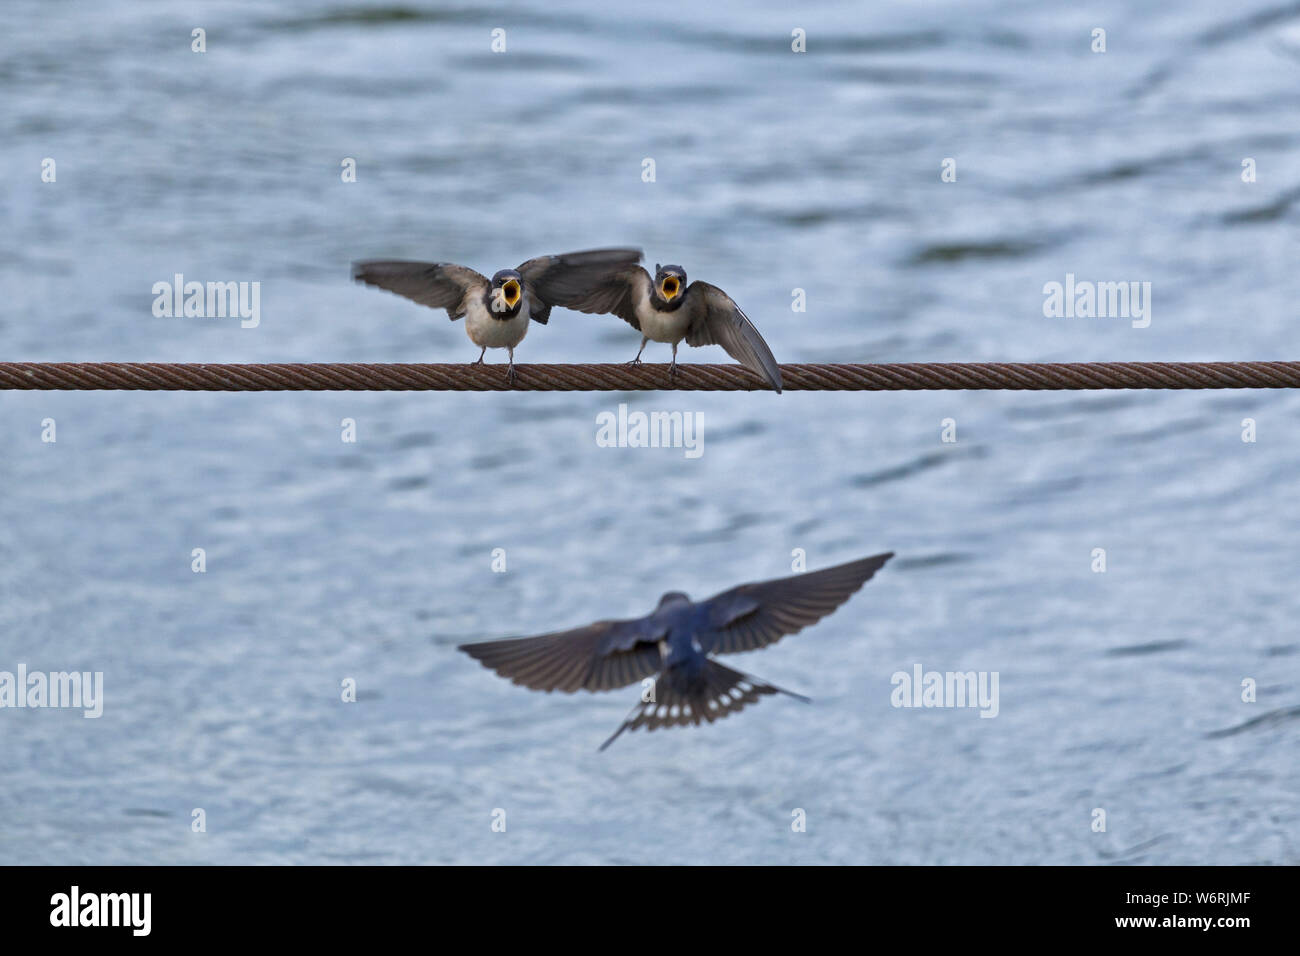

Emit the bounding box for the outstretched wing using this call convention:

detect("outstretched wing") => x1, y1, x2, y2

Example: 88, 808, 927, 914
533, 261, 651, 331
682, 281, 783, 392
516, 248, 644, 325
458, 617, 664, 693
351, 260, 487, 321
698, 553, 894, 655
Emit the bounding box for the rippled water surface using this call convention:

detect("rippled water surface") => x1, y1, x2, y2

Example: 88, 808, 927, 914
2, 1, 1299, 864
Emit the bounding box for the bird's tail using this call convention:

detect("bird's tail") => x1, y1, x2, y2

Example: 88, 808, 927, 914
598, 660, 808, 751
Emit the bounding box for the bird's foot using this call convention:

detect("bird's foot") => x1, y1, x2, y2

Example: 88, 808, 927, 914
625, 357, 643, 367
505, 363, 518, 385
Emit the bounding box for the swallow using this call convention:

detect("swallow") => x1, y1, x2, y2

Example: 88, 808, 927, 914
541, 261, 783, 392
459, 552, 892, 749
351, 248, 643, 382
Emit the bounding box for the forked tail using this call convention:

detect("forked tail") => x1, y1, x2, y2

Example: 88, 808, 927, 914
599, 659, 808, 751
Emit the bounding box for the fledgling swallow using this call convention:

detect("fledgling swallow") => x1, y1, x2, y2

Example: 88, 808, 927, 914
459, 552, 893, 749
541, 261, 783, 392
351, 248, 643, 382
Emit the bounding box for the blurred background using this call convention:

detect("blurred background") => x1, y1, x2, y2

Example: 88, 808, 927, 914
1, 0, 1298, 864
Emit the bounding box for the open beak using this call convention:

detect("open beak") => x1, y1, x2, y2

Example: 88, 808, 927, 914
502, 279, 521, 308
660, 277, 680, 301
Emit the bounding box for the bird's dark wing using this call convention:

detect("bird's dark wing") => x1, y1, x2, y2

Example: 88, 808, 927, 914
351, 260, 487, 321
681, 282, 783, 392
516, 248, 644, 325
458, 617, 665, 693
529, 260, 650, 330
599, 660, 807, 751
698, 553, 894, 655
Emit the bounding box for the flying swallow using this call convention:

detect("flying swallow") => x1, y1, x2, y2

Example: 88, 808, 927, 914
351, 248, 643, 382
540, 261, 783, 392
459, 552, 892, 749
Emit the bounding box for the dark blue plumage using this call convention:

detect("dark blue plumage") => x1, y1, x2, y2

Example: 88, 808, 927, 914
458, 552, 894, 749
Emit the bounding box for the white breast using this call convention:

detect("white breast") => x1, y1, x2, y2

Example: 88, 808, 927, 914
464, 295, 529, 350
634, 286, 692, 344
